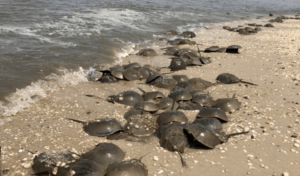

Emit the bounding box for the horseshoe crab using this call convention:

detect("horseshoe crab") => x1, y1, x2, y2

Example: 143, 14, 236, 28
134, 100, 159, 112
168, 90, 192, 102
204, 46, 221, 53
107, 91, 143, 106
167, 39, 196, 45
124, 108, 150, 120
166, 30, 178, 35
213, 94, 242, 113
226, 45, 243, 53
180, 31, 196, 38
191, 93, 214, 107
67, 118, 124, 137
156, 110, 188, 125
110, 65, 124, 80
138, 88, 165, 101
216, 73, 257, 86
177, 101, 203, 110
192, 117, 223, 131
188, 78, 213, 90
157, 97, 179, 111
184, 123, 249, 149
124, 113, 157, 137
106, 158, 148, 176
172, 81, 193, 92
69, 159, 105, 176
196, 107, 228, 122
169, 57, 186, 71
123, 68, 143, 81
81, 143, 125, 168
137, 48, 157, 56
159, 124, 188, 153
32, 152, 74, 175
123, 62, 141, 70
139, 65, 156, 80
172, 75, 189, 82
87, 70, 103, 82
264, 23, 274, 27
99, 72, 119, 83
162, 47, 179, 55
150, 75, 178, 90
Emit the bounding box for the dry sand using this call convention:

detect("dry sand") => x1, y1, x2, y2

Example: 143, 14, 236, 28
1, 16, 300, 176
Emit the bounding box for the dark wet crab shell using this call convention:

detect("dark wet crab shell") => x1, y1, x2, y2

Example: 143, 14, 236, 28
123, 62, 141, 70
140, 90, 165, 101
159, 125, 188, 153
107, 91, 143, 106
180, 31, 196, 38
134, 100, 159, 112
169, 57, 186, 71
137, 48, 157, 56
99, 72, 119, 83
216, 73, 240, 84
188, 78, 213, 90
168, 90, 192, 102
124, 108, 150, 120
110, 65, 124, 80
157, 97, 179, 111
87, 70, 103, 82
81, 143, 125, 168
204, 46, 220, 52
172, 81, 193, 92
177, 100, 203, 110
162, 47, 179, 55
191, 94, 215, 107
184, 123, 221, 149
192, 117, 223, 131
124, 113, 157, 137
226, 45, 243, 53
172, 75, 189, 82
139, 66, 156, 80
145, 72, 162, 83
123, 68, 143, 81
106, 159, 148, 176
196, 107, 229, 122
213, 96, 242, 113
69, 159, 106, 176
151, 75, 177, 90
83, 118, 124, 137
156, 110, 188, 125
199, 57, 212, 65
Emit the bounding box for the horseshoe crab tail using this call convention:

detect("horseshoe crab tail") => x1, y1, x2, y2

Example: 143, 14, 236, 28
240, 80, 258, 86
66, 118, 86, 124
85, 94, 105, 100
137, 87, 146, 94
178, 152, 187, 167
227, 131, 250, 138
138, 152, 151, 161
196, 44, 202, 57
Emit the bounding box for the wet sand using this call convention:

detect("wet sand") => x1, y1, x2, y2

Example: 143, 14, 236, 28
1, 16, 300, 176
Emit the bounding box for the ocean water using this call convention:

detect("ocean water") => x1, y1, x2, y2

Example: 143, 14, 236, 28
0, 0, 299, 117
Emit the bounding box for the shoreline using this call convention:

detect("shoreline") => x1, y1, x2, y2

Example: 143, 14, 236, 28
1, 14, 300, 176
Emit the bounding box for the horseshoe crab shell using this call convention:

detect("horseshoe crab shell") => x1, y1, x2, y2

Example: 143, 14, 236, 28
169, 57, 186, 71
123, 68, 143, 81
152, 76, 178, 90
196, 107, 229, 122
192, 117, 223, 131
157, 97, 179, 111
156, 110, 188, 125
124, 113, 157, 137
213, 95, 242, 113
124, 108, 150, 120
226, 45, 243, 53
106, 159, 148, 176
162, 47, 179, 55
216, 73, 257, 85
134, 101, 159, 112
204, 46, 220, 52
177, 101, 203, 110
110, 65, 124, 80
138, 88, 165, 101
81, 118, 124, 137
99, 73, 119, 83
69, 159, 105, 176
159, 125, 188, 153
166, 30, 178, 35
81, 143, 125, 168
107, 91, 143, 106
184, 123, 221, 149
172, 81, 193, 92
168, 90, 192, 102
188, 78, 213, 90
123, 62, 141, 70
172, 75, 189, 82
145, 72, 162, 83
87, 70, 103, 82
180, 31, 196, 38
191, 94, 214, 107
137, 48, 157, 56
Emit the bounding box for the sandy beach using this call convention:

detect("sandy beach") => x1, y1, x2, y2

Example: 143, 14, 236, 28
1, 15, 300, 176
